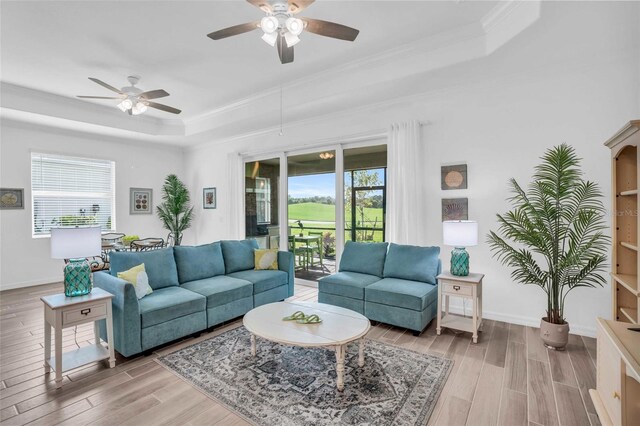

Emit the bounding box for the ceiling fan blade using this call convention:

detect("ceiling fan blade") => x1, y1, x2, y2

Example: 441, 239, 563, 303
246, 0, 272, 13
139, 89, 169, 100
77, 96, 122, 99
145, 101, 182, 115
207, 21, 260, 40
276, 33, 294, 64
88, 77, 124, 94
302, 18, 359, 41
288, 0, 314, 14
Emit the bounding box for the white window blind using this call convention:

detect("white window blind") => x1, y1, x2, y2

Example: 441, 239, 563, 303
31, 152, 116, 236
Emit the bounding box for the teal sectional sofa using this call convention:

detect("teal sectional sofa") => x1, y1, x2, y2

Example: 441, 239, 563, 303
94, 239, 294, 357
318, 241, 441, 335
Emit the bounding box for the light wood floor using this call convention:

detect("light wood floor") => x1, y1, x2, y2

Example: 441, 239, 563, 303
0, 282, 600, 426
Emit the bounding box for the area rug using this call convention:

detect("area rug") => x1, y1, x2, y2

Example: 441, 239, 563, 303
156, 326, 452, 425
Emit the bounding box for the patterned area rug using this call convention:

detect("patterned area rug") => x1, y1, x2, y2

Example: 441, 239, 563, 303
157, 326, 452, 425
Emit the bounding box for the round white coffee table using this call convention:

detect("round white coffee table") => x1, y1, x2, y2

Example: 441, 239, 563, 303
243, 301, 370, 391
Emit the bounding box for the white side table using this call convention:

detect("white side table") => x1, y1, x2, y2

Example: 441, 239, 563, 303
436, 271, 484, 343
41, 287, 116, 388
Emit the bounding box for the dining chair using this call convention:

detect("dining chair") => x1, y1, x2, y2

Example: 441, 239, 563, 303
130, 238, 165, 252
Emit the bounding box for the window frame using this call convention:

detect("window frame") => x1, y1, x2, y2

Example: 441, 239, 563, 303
30, 151, 117, 238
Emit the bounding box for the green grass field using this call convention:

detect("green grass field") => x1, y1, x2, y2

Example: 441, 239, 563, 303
288, 202, 384, 226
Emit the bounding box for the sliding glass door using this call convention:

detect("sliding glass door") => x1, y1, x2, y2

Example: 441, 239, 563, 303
242, 143, 387, 282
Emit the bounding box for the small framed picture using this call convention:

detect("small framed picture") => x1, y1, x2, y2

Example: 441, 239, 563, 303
203, 187, 216, 209
0, 188, 24, 209
130, 188, 153, 214
442, 198, 468, 221
441, 164, 468, 190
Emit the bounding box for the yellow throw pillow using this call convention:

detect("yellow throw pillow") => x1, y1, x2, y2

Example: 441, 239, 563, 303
117, 263, 153, 300
254, 249, 279, 270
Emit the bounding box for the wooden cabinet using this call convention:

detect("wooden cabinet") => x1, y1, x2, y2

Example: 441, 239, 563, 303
605, 121, 640, 324
589, 318, 640, 426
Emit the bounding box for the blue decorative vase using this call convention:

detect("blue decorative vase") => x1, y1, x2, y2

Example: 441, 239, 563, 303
64, 258, 92, 297
450, 247, 469, 276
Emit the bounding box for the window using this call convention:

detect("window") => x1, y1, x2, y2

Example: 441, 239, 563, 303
255, 177, 271, 224
31, 152, 116, 236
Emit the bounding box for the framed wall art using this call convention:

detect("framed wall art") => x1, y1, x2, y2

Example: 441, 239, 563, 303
442, 198, 468, 221
0, 188, 24, 209
203, 187, 217, 209
441, 164, 468, 190
130, 188, 153, 214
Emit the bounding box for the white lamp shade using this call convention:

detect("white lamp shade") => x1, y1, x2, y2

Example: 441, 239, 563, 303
50, 227, 102, 259
443, 220, 478, 247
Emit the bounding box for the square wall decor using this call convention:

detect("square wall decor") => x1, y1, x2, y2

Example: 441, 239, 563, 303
441, 164, 468, 190
442, 198, 468, 221
0, 188, 24, 209
130, 188, 152, 214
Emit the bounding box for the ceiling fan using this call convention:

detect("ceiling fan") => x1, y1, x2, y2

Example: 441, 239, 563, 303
77, 76, 182, 115
207, 0, 359, 64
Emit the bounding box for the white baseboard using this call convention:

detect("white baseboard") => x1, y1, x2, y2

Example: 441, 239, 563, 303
445, 304, 596, 338
0, 277, 59, 292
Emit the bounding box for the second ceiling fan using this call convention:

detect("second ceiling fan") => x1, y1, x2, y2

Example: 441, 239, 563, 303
207, 0, 359, 64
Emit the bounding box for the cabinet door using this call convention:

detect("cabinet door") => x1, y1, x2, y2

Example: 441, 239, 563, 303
597, 326, 622, 425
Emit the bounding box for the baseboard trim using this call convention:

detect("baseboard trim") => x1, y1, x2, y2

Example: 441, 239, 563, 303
0, 277, 59, 292
444, 304, 596, 338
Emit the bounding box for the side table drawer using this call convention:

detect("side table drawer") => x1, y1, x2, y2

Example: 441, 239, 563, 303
63, 303, 106, 326
442, 282, 473, 297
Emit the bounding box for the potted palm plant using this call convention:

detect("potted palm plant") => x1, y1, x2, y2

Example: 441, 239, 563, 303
487, 144, 608, 350
156, 174, 194, 246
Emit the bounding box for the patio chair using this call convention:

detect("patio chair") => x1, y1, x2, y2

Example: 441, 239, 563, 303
307, 231, 324, 268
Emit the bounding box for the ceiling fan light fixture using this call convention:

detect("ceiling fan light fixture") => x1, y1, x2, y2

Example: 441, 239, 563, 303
117, 98, 133, 112
285, 17, 303, 36
131, 102, 147, 115
284, 31, 300, 47
261, 31, 278, 46
260, 16, 279, 34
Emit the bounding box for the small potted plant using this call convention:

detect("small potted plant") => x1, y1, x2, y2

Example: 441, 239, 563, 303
487, 144, 608, 350
296, 220, 304, 237
156, 174, 194, 246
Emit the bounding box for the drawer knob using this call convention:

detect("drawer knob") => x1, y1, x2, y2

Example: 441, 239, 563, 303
80, 308, 91, 316
453, 285, 461, 291
613, 391, 620, 400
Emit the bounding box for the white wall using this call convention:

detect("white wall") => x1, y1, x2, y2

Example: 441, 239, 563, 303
184, 2, 640, 336
0, 121, 184, 290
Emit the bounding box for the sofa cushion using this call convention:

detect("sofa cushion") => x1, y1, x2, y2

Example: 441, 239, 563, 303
254, 248, 279, 270
110, 247, 179, 290
365, 278, 438, 312
339, 241, 388, 277
181, 276, 253, 309
383, 244, 440, 285
221, 240, 259, 273
116, 263, 153, 299
139, 286, 206, 328
228, 270, 288, 294
174, 242, 225, 283
318, 272, 382, 300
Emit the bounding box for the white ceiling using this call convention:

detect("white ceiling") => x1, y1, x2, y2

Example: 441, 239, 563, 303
1, 0, 499, 121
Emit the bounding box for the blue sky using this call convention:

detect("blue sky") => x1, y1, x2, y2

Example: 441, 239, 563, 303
288, 169, 385, 198
289, 174, 335, 198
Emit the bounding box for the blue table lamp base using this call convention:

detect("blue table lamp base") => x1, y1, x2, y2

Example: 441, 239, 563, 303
64, 258, 93, 297
450, 247, 470, 276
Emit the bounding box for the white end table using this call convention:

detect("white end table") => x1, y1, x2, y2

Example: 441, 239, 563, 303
436, 271, 484, 343
41, 287, 116, 388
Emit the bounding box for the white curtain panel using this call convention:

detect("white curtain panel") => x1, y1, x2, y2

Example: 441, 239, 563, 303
386, 121, 427, 245
226, 152, 245, 239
